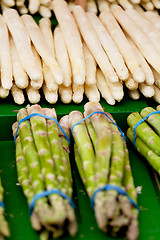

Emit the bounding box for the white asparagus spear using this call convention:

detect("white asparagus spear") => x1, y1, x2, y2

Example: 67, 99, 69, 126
54, 26, 72, 87
11, 83, 25, 105
2, 0, 15, 7
99, 10, 145, 83
83, 42, 96, 85
84, 83, 100, 102
144, 11, 160, 31
111, 5, 160, 74
72, 5, 119, 83
117, 0, 133, 9
153, 85, 160, 103
26, 84, 41, 103
52, 0, 85, 85
0, 2, 9, 12
16, 0, 25, 7
0, 14, 13, 90
104, 76, 124, 102
125, 75, 138, 90
139, 82, 155, 98
87, 12, 129, 81
75, 0, 86, 10
127, 36, 155, 86
59, 85, 72, 104
151, 0, 160, 9
0, 85, 9, 98
96, 0, 109, 12
3, 9, 42, 83
28, 0, 40, 14
130, 0, 141, 3
86, 0, 98, 14
72, 82, 84, 103
151, 67, 160, 89
68, 0, 75, 12
42, 82, 58, 104
128, 89, 140, 100
141, 1, 154, 11
21, 14, 63, 85
133, 5, 144, 14
39, 5, 52, 18
18, 5, 28, 14
10, 36, 29, 89
96, 68, 115, 105
42, 61, 58, 91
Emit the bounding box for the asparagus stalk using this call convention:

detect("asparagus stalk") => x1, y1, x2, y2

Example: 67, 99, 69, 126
127, 112, 160, 156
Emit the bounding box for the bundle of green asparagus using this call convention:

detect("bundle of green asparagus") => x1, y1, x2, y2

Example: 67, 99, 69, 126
0, 177, 10, 239
12, 104, 77, 239
69, 102, 139, 240
127, 106, 160, 175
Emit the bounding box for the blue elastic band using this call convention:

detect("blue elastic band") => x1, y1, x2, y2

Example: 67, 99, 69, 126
0, 201, 5, 209
133, 111, 160, 148
71, 111, 126, 141
14, 113, 70, 144
29, 189, 75, 215
91, 184, 139, 211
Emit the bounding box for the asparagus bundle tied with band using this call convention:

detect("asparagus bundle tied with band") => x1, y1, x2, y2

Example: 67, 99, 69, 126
69, 101, 139, 240
12, 104, 77, 239
127, 106, 160, 175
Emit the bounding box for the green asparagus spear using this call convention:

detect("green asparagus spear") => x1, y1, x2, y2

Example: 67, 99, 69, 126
127, 112, 160, 156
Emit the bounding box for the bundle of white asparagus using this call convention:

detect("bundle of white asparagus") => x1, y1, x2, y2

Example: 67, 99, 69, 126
1, 1, 160, 105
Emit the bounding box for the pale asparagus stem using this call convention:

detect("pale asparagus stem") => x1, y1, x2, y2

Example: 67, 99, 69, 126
87, 12, 129, 81
75, 0, 86, 10
21, 14, 63, 85
139, 82, 155, 98
16, 0, 25, 7
3, 9, 42, 83
84, 84, 100, 102
153, 85, 160, 104
99, 10, 145, 84
2, 0, 15, 7
54, 26, 72, 87
152, 67, 160, 89
0, 86, 9, 98
68, 110, 95, 197
86, 0, 98, 14
28, 0, 40, 14
42, 83, 58, 104
0, 15, 13, 90
96, 68, 115, 105
26, 85, 41, 104
96, 0, 109, 12
12, 121, 41, 231
38, 5, 52, 18
117, 0, 133, 9
10, 36, 29, 89
141, 1, 154, 11
18, 5, 28, 14
111, 5, 160, 74
27, 105, 67, 230
72, 5, 119, 83
128, 89, 140, 100
11, 83, 25, 105
144, 11, 160, 31
83, 42, 97, 85
40, 230, 49, 240
72, 83, 84, 103
52, 0, 85, 85
59, 85, 72, 104
125, 75, 138, 90
42, 61, 58, 92
84, 114, 98, 151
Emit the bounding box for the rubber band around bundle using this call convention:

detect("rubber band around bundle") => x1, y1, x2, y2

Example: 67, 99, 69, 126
133, 110, 160, 148
14, 113, 70, 144
71, 111, 126, 141
91, 184, 139, 211
0, 201, 5, 209
29, 189, 75, 216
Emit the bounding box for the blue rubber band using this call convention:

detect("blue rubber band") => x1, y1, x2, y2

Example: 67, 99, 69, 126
91, 184, 139, 211
133, 111, 160, 148
0, 201, 5, 209
14, 113, 70, 144
71, 111, 126, 141
29, 189, 75, 215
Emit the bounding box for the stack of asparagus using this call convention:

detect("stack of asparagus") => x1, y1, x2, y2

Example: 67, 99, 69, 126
69, 102, 139, 240
127, 106, 160, 175
0, 177, 10, 240
12, 104, 77, 239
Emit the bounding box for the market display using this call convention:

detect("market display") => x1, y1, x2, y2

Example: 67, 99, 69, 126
69, 102, 139, 240
127, 106, 160, 175
12, 105, 77, 239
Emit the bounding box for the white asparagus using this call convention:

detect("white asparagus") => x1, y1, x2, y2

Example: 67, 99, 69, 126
87, 12, 129, 81
26, 84, 41, 103
10, 36, 29, 89
38, 5, 52, 18
86, 0, 98, 14
144, 11, 160, 31
42, 61, 58, 92
31, 44, 43, 89
99, 10, 145, 83
16, 0, 25, 7
72, 82, 84, 103
42, 82, 58, 104
153, 84, 160, 103
21, 14, 63, 85
28, 0, 40, 14
127, 36, 155, 86
133, 5, 144, 13
3, 9, 42, 84
117, 0, 133, 9
0, 2, 9, 12
11, 83, 25, 105
96, 68, 115, 105
52, 0, 85, 85
59, 85, 72, 104
72, 5, 119, 83
128, 89, 140, 100
84, 83, 100, 102
104, 76, 124, 102
83, 42, 96, 85
0, 14, 13, 90
0, 85, 9, 98
111, 5, 160, 74
125, 75, 138, 90
2, 0, 15, 7
54, 26, 72, 87
151, 0, 160, 9
18, 5, 28, 14
151, 67, 160, 88
75, 0, 87, 10
139, 82, 155, 98
141, 1, 154, 11
96, 0, 110, 12
129, 0, 141, 3
68, 0, 75, 12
